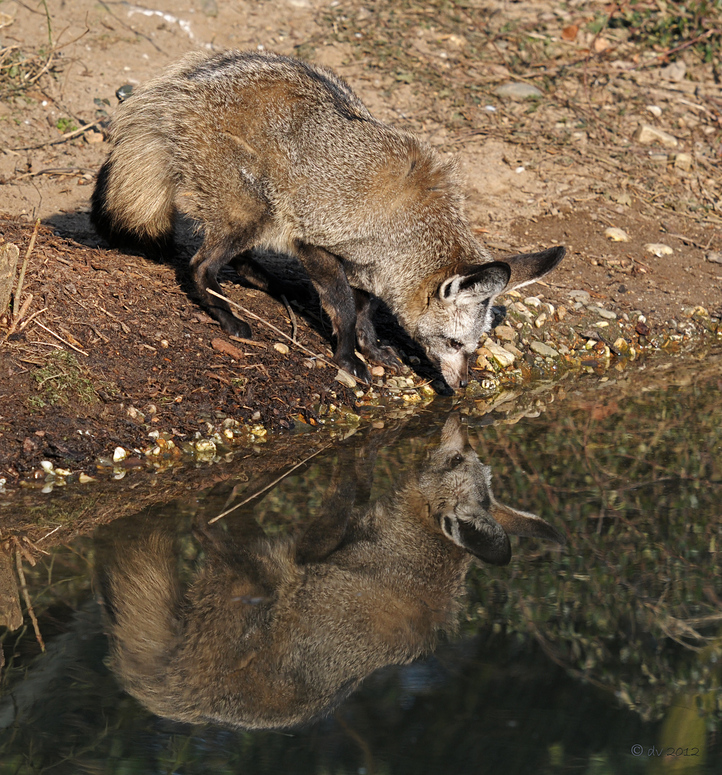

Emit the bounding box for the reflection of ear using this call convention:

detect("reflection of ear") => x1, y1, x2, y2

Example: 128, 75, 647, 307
441, 514, 512, 566
437, 262, 511, 307
490, 502, 566, 545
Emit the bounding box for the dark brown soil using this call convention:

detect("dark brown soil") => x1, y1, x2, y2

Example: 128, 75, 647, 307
0, 215, 362, 484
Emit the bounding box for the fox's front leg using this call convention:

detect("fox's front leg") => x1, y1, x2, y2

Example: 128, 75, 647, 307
353, 289, 401, 372
295, 243, 371, 383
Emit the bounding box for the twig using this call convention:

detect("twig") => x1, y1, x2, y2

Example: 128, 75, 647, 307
9, 118, 104, 152
280, 294, 298, 343
207, 288, 352, 378
17, 306, 47, 331
37, 524, 62, 543
15, 548, 45, 652
208, 443, 333, 524
12, 218, 39, 318
34, 320, 89, 356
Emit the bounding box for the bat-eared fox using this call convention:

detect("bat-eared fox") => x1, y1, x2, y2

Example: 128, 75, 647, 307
91, 50, 565, 387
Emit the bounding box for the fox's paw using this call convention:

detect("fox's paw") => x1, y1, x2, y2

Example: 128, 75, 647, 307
336, 353, 371, 384
217, 313, 252, 340
369, 344, 401, 373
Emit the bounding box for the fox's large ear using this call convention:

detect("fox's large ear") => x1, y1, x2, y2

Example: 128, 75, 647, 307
440, 513, 512, 566
437, 261, 511, 307
490, 501, 566, 545
503, 245, 566, 292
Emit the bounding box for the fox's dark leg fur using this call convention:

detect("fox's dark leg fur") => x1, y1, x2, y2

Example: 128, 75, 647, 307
295, 244, 370, 383
190, 235, 255, 339
353, 289, 401, 372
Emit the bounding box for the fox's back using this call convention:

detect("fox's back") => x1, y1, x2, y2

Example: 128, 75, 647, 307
115, 51, 450, 254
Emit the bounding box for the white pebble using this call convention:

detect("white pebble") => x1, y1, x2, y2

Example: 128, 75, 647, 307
604, 227, 629, 242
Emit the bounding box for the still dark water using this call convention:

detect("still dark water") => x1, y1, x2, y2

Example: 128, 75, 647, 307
1, 354, 721, 774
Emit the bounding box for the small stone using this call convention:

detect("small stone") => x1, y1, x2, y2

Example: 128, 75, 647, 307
335, 369, 357, 388
85, 129, 104, 143
475, 353, 492, 370
494, 325, 517, 341
112, 447, 127, 463
273, 342, 290, 355
604, 227, 629, 242
635, 124, 678, 148
494, 82, 543, 100
587, 305, 617, 320
530, 341, 559, 357
645, 105, 662, 118
484, 340, 516, 368
568, 290, 591, 305
40, 461, 54, 473
645, 243, 673, 257
706, 251, 722, 264
79, 473, 96, 484
674, 153, 693, 172
195, 439, 216, 455
200, 0, 218, 16
371, 365, 385, 377
594, 321, 609, 328
524, 296, 542, 308
556, 306, 568, 321
660, 60, 686, 83
503, 342, 522, 358
612, 192, 632, 207
534, 312, 548, 328
127, 406, 145, 422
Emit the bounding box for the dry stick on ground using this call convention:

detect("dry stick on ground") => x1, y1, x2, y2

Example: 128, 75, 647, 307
33, 320, 89, 356
9, 118, 105, 152
207, 288, 359, 381
12, 218, 40, 318
281, 293, 299, 343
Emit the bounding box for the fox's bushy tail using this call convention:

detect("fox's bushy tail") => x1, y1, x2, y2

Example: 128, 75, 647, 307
91, 99, 177, 249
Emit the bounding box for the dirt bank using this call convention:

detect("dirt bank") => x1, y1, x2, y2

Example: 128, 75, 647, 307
1, 0, 721, 496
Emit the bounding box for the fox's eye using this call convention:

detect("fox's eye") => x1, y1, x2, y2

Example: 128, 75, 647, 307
448, 339, 464, 351
447, 452, 464, 469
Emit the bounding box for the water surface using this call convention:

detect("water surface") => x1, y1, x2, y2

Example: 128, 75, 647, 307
1, 354, 720, 774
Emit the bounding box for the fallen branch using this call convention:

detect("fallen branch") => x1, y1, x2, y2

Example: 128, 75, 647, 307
12, 218, 39, 318
15, 548, 45, 653
34, 320, 89, 356
207, 288, 352, 378
281, 293, 298, 343
9, 118, 104, 152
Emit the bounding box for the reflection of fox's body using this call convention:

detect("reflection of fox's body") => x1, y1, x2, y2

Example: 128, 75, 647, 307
95, 417, 564, 729
91, 50, 564, 386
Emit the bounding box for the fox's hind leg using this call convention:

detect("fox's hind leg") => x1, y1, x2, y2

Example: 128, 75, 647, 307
295, 244, 370, 383
353, 289, 401, 372
190, 202, 271, 339
190, 238, 254, 338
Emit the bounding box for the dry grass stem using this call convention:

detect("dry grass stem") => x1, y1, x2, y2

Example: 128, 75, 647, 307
34, 320, 89, 356
207, 288, 350, 378
12, 218, 40, 318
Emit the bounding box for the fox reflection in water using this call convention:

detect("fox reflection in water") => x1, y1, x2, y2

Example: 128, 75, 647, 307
94, 415, 564, 730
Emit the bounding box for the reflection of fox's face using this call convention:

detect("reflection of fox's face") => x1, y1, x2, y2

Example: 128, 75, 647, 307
94, 416, 564, 730
91, 50, 565, 387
